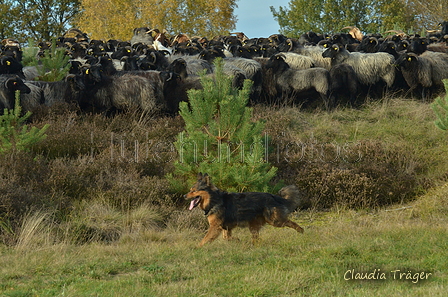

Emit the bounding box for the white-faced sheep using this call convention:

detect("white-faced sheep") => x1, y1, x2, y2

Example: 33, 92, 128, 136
0, 75, 31, 111
322, 44, 396, 88
263, 54, 331, 108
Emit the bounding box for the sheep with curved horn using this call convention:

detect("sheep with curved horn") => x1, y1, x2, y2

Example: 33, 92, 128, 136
341, 26, 364, 42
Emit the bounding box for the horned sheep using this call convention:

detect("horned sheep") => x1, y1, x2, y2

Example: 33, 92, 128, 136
0, 75, 31, 111
322, 44, 396, 88
21, 74, 85, 112
395, 51, 448, 99
80, 64, 165, 114
263, 54, 331, 108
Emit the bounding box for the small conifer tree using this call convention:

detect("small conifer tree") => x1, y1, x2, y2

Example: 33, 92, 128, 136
35, 38, 71, 82
169, 58, 277, 192
431, 80, 448, 131
0, 91, 49, 154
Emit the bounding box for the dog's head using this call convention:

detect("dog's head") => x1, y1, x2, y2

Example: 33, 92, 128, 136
184, 172, 218, 210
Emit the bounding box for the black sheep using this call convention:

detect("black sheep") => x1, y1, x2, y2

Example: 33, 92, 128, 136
329, 63, 360, 107
0, 75, 31, 111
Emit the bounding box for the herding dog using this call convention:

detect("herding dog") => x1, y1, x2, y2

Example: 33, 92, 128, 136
185, 173, 304, 247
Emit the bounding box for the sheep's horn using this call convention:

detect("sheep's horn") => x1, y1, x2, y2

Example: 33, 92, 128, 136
274, 53, 286, 59
385, 30, 405, 34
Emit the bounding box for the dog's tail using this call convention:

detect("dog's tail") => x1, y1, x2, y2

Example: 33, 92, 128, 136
278, 185, 304, 213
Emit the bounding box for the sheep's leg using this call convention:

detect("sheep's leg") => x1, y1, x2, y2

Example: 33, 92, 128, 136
321, 93, 332, 111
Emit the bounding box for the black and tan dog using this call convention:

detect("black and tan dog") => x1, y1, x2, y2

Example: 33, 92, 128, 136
185, 173, 304, 246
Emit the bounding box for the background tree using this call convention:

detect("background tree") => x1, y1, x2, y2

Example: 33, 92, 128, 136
76, 0, 237, 40
0, 1, 21, 40
401, 0, 448, 31
271, 0, 445, 36
7, 0, 80, 43
271, 0, 326, 34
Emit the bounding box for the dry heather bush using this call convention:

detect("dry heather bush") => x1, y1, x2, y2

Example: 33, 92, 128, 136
254, 101, 436, 210
0, 152, 56, 228
1, 109, 183, 243
30, 111, 107, 158
275, 140, 426, 209
44, 155, 179, 210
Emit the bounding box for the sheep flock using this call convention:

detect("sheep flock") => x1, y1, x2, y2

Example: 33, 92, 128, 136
1, 23, 448, 115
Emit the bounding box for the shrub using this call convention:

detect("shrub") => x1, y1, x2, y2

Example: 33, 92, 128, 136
169, 58, 278, 193
0, 93, 49, 154
34, 39, 71, 82
276, 139, 426, 210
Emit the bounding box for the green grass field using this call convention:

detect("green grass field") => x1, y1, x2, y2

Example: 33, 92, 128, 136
1, 191, 446, 296
1, 97, 448, 296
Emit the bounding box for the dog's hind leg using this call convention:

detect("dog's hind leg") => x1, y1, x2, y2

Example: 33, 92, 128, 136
282, 220, 304, 233
265, 208, 304, 233
248, 218, 264, 243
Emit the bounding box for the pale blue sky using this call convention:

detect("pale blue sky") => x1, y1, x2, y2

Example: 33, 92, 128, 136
234, 0, 291, 38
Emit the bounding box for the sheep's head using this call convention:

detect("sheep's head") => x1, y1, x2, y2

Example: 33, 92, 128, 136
268, 34, 287, 46
66, 74, 85, 92
265, 54, 289, 72
322, 44, 340, 59
5, 76, 31, 94
82, 64, 103, 83
342, 26, 364, 41
167, 58, 187, 78
395, 53, 418, 69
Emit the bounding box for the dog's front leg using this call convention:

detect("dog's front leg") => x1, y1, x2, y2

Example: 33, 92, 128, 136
222, 228, 232, 239
199, 214, 223, 247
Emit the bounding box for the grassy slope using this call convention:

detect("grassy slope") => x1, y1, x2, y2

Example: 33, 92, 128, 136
0, 193, 446, 296
1, 98, 448, 296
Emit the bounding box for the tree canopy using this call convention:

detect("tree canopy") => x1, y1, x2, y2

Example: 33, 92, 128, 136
75, 0, 238, 41
0, 0, 237, 43
271, 0, 447, 37
0, 0, 446, 43
2, 0, 80, 42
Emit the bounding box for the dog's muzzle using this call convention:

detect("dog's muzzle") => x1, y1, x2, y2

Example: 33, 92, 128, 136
188, 196, 201, 210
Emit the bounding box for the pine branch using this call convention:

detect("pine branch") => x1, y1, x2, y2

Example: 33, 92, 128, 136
0, 92, 49, 154
431, 80, 448, 131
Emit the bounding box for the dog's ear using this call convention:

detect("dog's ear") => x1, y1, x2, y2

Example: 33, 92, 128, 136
197, 172, 203, 180
204, 173, 211, 185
